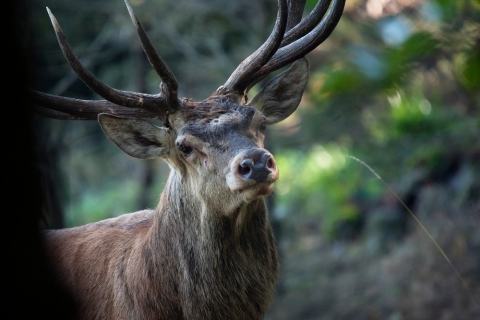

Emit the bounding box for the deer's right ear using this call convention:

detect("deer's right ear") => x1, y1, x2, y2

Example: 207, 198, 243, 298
98, 114, 171, 159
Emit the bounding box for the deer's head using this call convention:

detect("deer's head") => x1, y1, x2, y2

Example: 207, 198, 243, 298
31, 0, 345, 213
98, 58, 308, 212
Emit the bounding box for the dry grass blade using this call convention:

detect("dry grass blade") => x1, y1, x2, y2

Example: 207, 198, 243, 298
346, 155, 480, 307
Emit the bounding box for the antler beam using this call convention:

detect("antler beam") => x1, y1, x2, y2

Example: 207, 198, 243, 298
30, 2, 179, 122
224, 0, 345, 94
255, 0, 345, 79
31, 90, 162, 120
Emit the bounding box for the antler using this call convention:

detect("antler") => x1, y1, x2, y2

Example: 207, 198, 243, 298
223, 0, 289, 96
30, 0, 345, 119
30, 90, 162, 120
224, 0, 345, 95
30, 0, 178, 122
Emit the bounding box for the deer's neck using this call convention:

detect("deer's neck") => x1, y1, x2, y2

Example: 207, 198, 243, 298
145, 171, 279, 319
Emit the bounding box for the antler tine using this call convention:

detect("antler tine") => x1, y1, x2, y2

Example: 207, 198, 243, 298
250, 0, 345, 85
236, 0, 306, 91
46, 7, 172, 117
30, 90, 162, 120
281, 0, 331, 47
124, 0, 179, 104
223, 0, 288, 96
285, 0, 306, 31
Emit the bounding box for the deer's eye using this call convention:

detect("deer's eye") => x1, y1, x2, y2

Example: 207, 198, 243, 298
178, 144, 193, 156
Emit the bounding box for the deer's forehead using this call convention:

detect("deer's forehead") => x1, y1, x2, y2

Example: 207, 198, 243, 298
177, 103, 258, 144
181, 100, 256, 122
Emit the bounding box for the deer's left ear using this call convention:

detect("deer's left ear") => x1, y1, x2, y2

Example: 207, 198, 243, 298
248, 57, 309, 125
98, 113, 171, 159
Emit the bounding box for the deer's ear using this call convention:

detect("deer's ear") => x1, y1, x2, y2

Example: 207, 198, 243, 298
248, 57, 309, 125
98, 114, 171, 159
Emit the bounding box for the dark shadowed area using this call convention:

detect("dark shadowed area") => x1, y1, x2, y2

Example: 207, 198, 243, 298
2, 0, 77, 318
18, 0, 480, 318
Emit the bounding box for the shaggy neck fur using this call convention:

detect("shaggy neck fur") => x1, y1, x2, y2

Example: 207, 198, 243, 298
134, 170, 279, 320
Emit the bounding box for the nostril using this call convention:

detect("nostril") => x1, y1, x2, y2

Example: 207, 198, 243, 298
266, 157, 274, 170
239, 164, 251, 176
239, 159, 254, 177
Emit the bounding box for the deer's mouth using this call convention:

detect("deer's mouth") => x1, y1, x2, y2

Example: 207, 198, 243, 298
227, 166, 278, 197
230, 177, 277, 198
233, 180, 276, 198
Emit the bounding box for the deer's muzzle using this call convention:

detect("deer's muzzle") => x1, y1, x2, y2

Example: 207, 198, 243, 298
226, 148, 279, 195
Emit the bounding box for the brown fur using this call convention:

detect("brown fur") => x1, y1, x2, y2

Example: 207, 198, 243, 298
45, 102, 279, 320
45, 171, 278, 319
44, 59, 310, 320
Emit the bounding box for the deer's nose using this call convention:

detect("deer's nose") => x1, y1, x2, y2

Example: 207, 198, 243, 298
226, 148, 279, 193
238, 150, 276, 183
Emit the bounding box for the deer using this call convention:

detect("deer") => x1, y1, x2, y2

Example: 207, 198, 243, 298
30, 0, 345, 319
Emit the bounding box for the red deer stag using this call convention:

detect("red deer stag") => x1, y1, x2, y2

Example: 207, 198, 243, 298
31, 0, 345, 318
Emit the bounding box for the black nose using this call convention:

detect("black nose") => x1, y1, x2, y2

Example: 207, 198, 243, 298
238, 150, 275, 182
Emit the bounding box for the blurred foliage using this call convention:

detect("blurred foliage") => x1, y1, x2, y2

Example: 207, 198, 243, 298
275, 145, 383, 238
21, 0, 480, 318
269, 0, 480, 239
